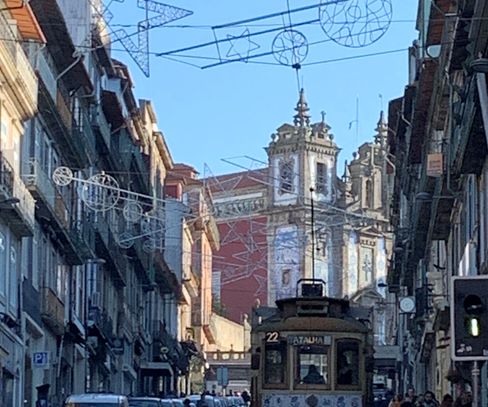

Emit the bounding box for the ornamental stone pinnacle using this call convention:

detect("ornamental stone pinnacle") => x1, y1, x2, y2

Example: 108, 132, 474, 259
374, 110, 388, 145
294, 88, 311, 127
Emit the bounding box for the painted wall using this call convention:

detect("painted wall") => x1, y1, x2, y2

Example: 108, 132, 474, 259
270, 225, 300, 303
213, 216, 268, 323
209, 313, 250, 352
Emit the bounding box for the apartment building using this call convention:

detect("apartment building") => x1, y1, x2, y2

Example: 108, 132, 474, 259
0, 0, 217, 405
0, 1, 44, 405
388, 0, 488, 401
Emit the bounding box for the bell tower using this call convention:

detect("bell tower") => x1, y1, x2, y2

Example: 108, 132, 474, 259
266, 89, 341, 304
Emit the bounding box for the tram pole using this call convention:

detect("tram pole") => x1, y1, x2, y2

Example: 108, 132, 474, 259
472, 361, 480, 407
310, 187, 315, 281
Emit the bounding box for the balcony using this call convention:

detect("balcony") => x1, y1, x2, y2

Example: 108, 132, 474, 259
94, 216, 127, 286
23, 159, 88, 264
152, 320, 182, 364
23, 279, 42, 327
118, 303, 137, 341
131, 147, 150, 193
91, 105, 111, 153
37, 79, 89, 169
0, 152, 35, 236
128, 237, 153, 284
74, 110, 97, 163
88, 306, 114, 344
0, 12, 38, 119
449, 78, 485, 175
41, 287, 65, 336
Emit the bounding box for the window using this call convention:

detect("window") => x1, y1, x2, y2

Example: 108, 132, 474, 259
361, 247, 374, 284
0, 231, 6, 297
366, 180, 373, 208
264, 341, 287, 386
316, 162, 327, 195
281, 269, 291, 287
296, 344, 329, 386
279, 160, 293, 194
9, 245, 17, 308
336, 340, 360, 387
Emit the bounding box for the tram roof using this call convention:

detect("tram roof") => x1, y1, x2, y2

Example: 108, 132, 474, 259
254, 315, 370, 334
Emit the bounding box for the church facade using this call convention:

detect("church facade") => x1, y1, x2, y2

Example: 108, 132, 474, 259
208, 91, 396, 358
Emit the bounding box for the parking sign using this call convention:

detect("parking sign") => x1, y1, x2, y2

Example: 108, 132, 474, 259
32, 352, 50, 368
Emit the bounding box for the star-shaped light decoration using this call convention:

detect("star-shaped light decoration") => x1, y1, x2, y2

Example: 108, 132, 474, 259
108, 0, 193, 76
225, 28, 260, 62
253, 274, 268, 297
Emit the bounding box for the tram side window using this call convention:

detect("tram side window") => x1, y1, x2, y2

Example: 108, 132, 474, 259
264, 341, 286, 385
297, 344, 328, 385
336, 340, 360, 386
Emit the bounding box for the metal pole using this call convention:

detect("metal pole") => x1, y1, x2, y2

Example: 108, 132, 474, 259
310, 187, 315, 281
473, 361, 480, 407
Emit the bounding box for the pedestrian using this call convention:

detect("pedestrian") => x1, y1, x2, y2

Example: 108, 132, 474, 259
241, 389, 251, 406
406, 387, 417, 404
388, 394, 403, 407
196, 394, 208, 407
439, 394, 453, 407
453, 391, 472, 407
183, 399, 191, 407
400, 392, 415, 407
420, 391, 439, 407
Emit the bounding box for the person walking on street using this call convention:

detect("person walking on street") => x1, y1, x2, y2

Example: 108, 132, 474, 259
439, 394, 453, 407
454, 391, 472, 407
419, 391, 439, 407
388, 394, 403, 407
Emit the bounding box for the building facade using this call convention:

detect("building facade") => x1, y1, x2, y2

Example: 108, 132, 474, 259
0, 0, 217, 405
210, 91, 396, 390
0, 1, 44, 405
388, 0, 488, 401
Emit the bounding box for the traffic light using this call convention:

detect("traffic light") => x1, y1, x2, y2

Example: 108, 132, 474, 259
451, 276, 488, 361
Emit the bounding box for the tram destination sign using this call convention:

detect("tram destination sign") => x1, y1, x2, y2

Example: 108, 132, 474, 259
287, 335, 332, 346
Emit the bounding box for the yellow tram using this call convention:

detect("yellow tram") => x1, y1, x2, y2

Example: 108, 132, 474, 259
250, 280, 374, 407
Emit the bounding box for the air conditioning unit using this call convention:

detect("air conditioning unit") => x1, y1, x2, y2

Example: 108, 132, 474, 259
91, 292, 101, 308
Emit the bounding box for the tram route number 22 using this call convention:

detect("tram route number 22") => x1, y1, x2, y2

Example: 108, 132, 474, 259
265, 331, 280, 343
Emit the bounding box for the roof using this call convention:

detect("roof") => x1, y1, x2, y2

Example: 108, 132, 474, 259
205, 168, 268, 192
6, 0, 45, 42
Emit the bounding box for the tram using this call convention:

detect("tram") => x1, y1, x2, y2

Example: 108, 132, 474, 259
250, 279, 374, 407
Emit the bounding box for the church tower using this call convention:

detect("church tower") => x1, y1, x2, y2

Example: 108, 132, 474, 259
265, 89, 341, 304
342, 111, 392, 297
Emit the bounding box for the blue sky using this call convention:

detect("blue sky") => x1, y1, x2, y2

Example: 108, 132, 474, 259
108, 1, 418, 176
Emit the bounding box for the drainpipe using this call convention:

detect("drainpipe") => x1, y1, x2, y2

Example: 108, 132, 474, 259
56, 50, 83, 83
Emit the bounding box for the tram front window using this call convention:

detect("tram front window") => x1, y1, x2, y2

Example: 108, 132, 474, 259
336, 340, 360, 387
297, 344, 328, 385
264, 341, 286, 386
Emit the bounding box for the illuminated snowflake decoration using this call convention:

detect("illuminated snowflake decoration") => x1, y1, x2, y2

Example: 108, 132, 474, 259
272, 29, 308, 66
319, 0, 392, 48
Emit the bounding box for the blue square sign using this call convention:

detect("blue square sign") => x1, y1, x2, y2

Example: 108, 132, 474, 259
32, 352, 50, 368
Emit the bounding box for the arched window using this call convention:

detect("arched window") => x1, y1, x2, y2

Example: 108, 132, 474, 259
365, 179, 373, 208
